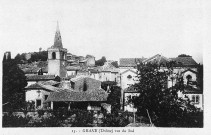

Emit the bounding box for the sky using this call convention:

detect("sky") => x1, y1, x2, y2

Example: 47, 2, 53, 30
0, 0, 204, 63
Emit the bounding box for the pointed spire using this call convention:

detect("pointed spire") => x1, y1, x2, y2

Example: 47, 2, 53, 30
56, 21, 59, 32
53, 21, 63, 48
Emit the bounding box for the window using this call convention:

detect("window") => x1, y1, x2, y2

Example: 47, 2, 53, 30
191, 95, 200, 104
36, 99, 41, 108
62, 52, 65, 60
127, 75, 132, 79
71, 81, 75, 89
45, 95, 48, 100
186, 75, 192, 85
52, 52, 56, 59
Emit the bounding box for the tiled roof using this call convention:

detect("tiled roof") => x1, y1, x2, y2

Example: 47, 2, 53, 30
143, 54, 170, 65
119, 58, 146, 67
66, 66, 81, 71
25, 83, 44, 90
41, 84, 64, 92
26, 75, 55, 81
89, 68, 100, 73
98, 62, 119, 72
46, 88, 108, 102
39, 80, 60, 86
181, 69, 198, 74
25, 82, 62, 92
170, 57, 197, 66
22, 67, 41, 73
121, 69, 137, 75
71, 75, 90, 82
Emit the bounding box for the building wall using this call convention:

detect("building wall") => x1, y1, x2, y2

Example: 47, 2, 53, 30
183, 71, 197, 85
183, 94, 203, 110
48, 48, 67, 78
90, 73, 100, 80
110, 72, 118, 82
100, 72, 110, 82
124, 93, 140, 112
72, 77, 101, 91
86, 57, 95, 67
26, 81, 37, 86
26, 90, 51, 109
67, 70, 77, 76
120, 70, 137, 90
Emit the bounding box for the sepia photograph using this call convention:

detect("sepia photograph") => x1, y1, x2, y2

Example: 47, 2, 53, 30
1, 0, 209, 134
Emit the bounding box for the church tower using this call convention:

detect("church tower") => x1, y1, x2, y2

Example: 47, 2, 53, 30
48, 22, 67, 78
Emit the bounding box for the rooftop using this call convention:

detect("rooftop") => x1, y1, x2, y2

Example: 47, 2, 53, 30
26, 75, 55, 81
25, 82, 62, 92
119, 58, 146, 67
98, 62, 119, 72
46, 88, 108, 102
170, 56, 198, 66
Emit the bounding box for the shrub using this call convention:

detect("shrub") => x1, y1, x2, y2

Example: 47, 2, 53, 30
70, 109, 94, 127
101, 111, 130, 127
3, 114, 31, 127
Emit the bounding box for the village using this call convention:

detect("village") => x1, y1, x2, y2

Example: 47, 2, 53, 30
2, 23, 203, 127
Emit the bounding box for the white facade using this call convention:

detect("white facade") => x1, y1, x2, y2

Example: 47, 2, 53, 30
67, 70, 77, 76
182, 70, 197, 85
183, 94, 203, 110
124, 93, 140, 112
26, 90, 51, 109
120, 68, 137, 90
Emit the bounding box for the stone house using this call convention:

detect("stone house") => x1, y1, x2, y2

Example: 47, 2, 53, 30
46, 76, 108, 111
25, 81, 61, 109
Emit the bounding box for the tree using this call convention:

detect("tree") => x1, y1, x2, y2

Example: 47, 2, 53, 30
30, 51, 48, 62
111, 61, 118, 68
130, 62, 199, 127
107, 85, 121, 114
14, 53, 26, 63
3, 59, 27, 111
95, 56, 107, 66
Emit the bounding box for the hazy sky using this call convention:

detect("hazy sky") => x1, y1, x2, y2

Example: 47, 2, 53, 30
0, 0, 204, 63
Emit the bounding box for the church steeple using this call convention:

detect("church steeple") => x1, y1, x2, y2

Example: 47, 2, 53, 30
53, 21, 63, 48
48, 22, 67, 78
